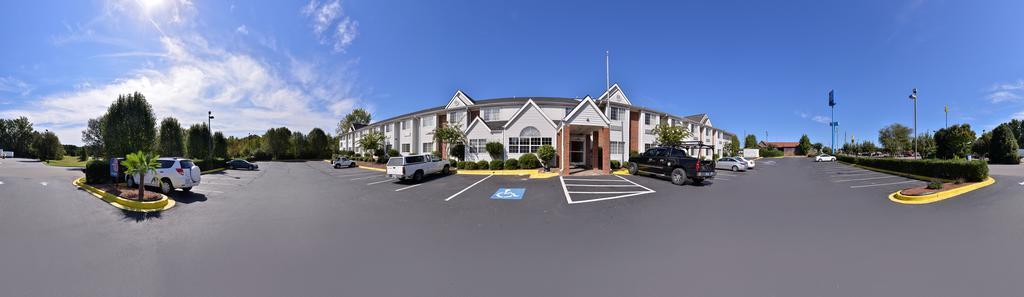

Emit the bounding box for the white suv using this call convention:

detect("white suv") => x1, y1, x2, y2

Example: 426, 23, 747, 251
125, 157, 202, 194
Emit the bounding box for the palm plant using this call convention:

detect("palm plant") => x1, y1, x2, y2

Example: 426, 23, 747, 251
123, 151, 160, 200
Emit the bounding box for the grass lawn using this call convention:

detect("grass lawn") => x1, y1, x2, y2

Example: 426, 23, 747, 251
44, 156, 89, 167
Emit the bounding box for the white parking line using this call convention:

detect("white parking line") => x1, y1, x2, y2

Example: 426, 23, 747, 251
1019, 181, 1024, 186
40, 182, 48, 186
568, 191, 647, 194
850, 180, 918, 188
201, 182, 238, 186
0, 181, 4, 185
834, 176, 899, 183
192, 189, 224, 194
350, 174, 382, 180
444, 174, 493, 201
831, 172, 882, 177
331, 171, 382, 178
561, 175, 655, 205
366, 179, 393, 185
716, 173, 738, 177
395, 184, 422, 192
565, 184, 647, 187
561, 178, 630, 182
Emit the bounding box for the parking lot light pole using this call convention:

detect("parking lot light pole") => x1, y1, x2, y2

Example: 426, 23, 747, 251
208, 111, 215, 163
909, 89, 917, 158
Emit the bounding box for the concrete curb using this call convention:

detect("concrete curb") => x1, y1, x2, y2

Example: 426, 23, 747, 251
839, 161, 957, 183
73, 178, 176, 212
888, 177, 996, 205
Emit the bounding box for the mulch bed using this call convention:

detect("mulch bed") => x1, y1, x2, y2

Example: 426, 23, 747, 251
900, 181, 973, 196
354, 161, 386, 169
90, 183, 164, 201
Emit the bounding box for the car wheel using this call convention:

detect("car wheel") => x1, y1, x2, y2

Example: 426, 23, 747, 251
413, 170, 424, 182
731, 165, 738, 172
671, 168, 686, 185
441, 165, 450, 175
628, 162, 639, 175
159, 178, 173, 194
348, 162, 355, 168
181, 187, 192, 192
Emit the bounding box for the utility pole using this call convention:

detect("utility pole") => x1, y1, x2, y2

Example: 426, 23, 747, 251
208, 111, 215, 162
909, 89, 918, 158
828, 90, 837, 155
944, 105, 949, 129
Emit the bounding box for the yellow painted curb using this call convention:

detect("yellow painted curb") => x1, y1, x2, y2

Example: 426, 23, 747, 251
611, 169, 630, 175
359, 166, 387, 172
73, 178, 176, 212
456, 169, 558, 179
201, 167, 226, 174
888, 177, 996, 205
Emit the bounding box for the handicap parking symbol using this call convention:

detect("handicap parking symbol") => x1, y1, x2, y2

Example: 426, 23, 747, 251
490, 188, 525, 200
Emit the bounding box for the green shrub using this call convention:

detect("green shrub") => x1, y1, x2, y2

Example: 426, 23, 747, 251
504, 159, 519, 170
927, 180, 943, 190
989, 124, 1021, 164
760, 148, 784, 157
610, 160, 621, 169
464, 162, 477, 170
518, 153, 539, 169
629, 150, 640, 158
476, 160, 489, 169
387, 149, 400, 157
85, 159, 110, 184
485, 142, 505, 160
536, 145, 555, 166
837, 155, 987, 182
489, 160, 504, 170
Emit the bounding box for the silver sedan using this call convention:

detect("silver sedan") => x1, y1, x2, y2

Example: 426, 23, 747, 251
715, 157, 748, 172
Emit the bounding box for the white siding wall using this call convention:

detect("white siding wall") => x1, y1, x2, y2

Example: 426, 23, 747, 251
418, 114, 436, 154
399, 119, 414, 155
605, 105, 630, 162
464, 124, 500, 162
505, 104, 558, 160
542, 106, 571, 122
640, 111, 659, 151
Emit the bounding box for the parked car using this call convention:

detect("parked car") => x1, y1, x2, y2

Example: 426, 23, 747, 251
715, 157, 748, 172
125, 157, 202, 194
735, 156, 755, 169
627, 146, 716, 185
386, 154, 451, 182
333, 157, 356, 168
226, 159, 258, 170
815, 154, 837, 162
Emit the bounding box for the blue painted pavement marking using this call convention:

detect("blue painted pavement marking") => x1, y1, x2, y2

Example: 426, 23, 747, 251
490, 188, 525, 200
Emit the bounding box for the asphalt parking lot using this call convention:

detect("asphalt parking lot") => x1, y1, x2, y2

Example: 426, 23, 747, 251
2, 157, 1024, 296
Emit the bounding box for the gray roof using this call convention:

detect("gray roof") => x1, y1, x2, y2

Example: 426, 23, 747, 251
484, 120, 508, 131
359, 97, 580, 131
684, 113, 707, 122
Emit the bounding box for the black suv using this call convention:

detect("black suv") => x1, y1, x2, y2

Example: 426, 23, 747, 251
627, 146, 716, 185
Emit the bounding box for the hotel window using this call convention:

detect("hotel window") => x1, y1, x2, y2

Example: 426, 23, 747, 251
385, 124, 391, 133
481, 108, 500, 121
422, 142, 433, 154
422, 115, 434, 127
401, 144, 410, 153
609, 107, 622, 120
610, 141, 624, 155
644, 113, 652, 125
468, 139, 486, 154
403, 120, 413, 130
448, 111, 465, 126
508, 126, 551, 153
645, 143, 655, 151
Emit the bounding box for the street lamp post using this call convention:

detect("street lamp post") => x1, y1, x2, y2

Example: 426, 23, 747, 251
909, 89, 918, 158
208, 111, 215, 163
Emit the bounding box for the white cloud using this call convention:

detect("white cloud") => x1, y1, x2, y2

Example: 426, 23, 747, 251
236, 25, 249, 35
811, 116, 831, 124
5, 35, 364, 145
0, 77, 32, 96
302, 0, 358, 53
987, 80, 1024, 103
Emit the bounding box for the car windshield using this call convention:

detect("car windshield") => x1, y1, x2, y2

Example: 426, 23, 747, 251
386, 157, 404, 166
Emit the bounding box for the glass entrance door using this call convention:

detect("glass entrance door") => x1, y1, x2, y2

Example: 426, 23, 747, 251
570, 140, 585, 166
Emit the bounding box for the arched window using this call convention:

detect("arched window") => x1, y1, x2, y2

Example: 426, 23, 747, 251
520, 126, 541, 137
509, 126, 551, 154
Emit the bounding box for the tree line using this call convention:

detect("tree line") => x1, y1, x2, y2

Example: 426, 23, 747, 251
0, 117, 66, 161
840, 121, 1020, 164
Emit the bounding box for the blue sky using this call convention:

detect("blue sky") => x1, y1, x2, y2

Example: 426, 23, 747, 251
2, 0, 1024, 146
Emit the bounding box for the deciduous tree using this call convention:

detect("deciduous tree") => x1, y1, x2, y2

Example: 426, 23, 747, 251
157, 117, 185, 157
102, 92, 156, 157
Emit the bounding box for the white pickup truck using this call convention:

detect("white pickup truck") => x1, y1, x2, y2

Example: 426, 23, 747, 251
386, 154, 451, 182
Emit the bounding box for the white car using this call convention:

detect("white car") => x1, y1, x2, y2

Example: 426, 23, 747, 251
735, 156, 755, 169
715, 157, 748, 171
125, 157, 202, 194
815, 154, 837, 162
333, 157, 356, 168
386, 154, 451, 182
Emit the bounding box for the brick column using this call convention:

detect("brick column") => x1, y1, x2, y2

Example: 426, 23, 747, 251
600, 127, 611, 174
591, 130, 599, 171
560, 125, 572, 176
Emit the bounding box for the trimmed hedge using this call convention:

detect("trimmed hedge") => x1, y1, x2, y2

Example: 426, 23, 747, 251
518, 153, 539, 169
838, 155, 987, 182
463, 162, 477, 170
476, 160, 489, 169
489, 160, 504, 170
85, 159, 110, 184
610, 160, 621, 170
504, 159, 519, 170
